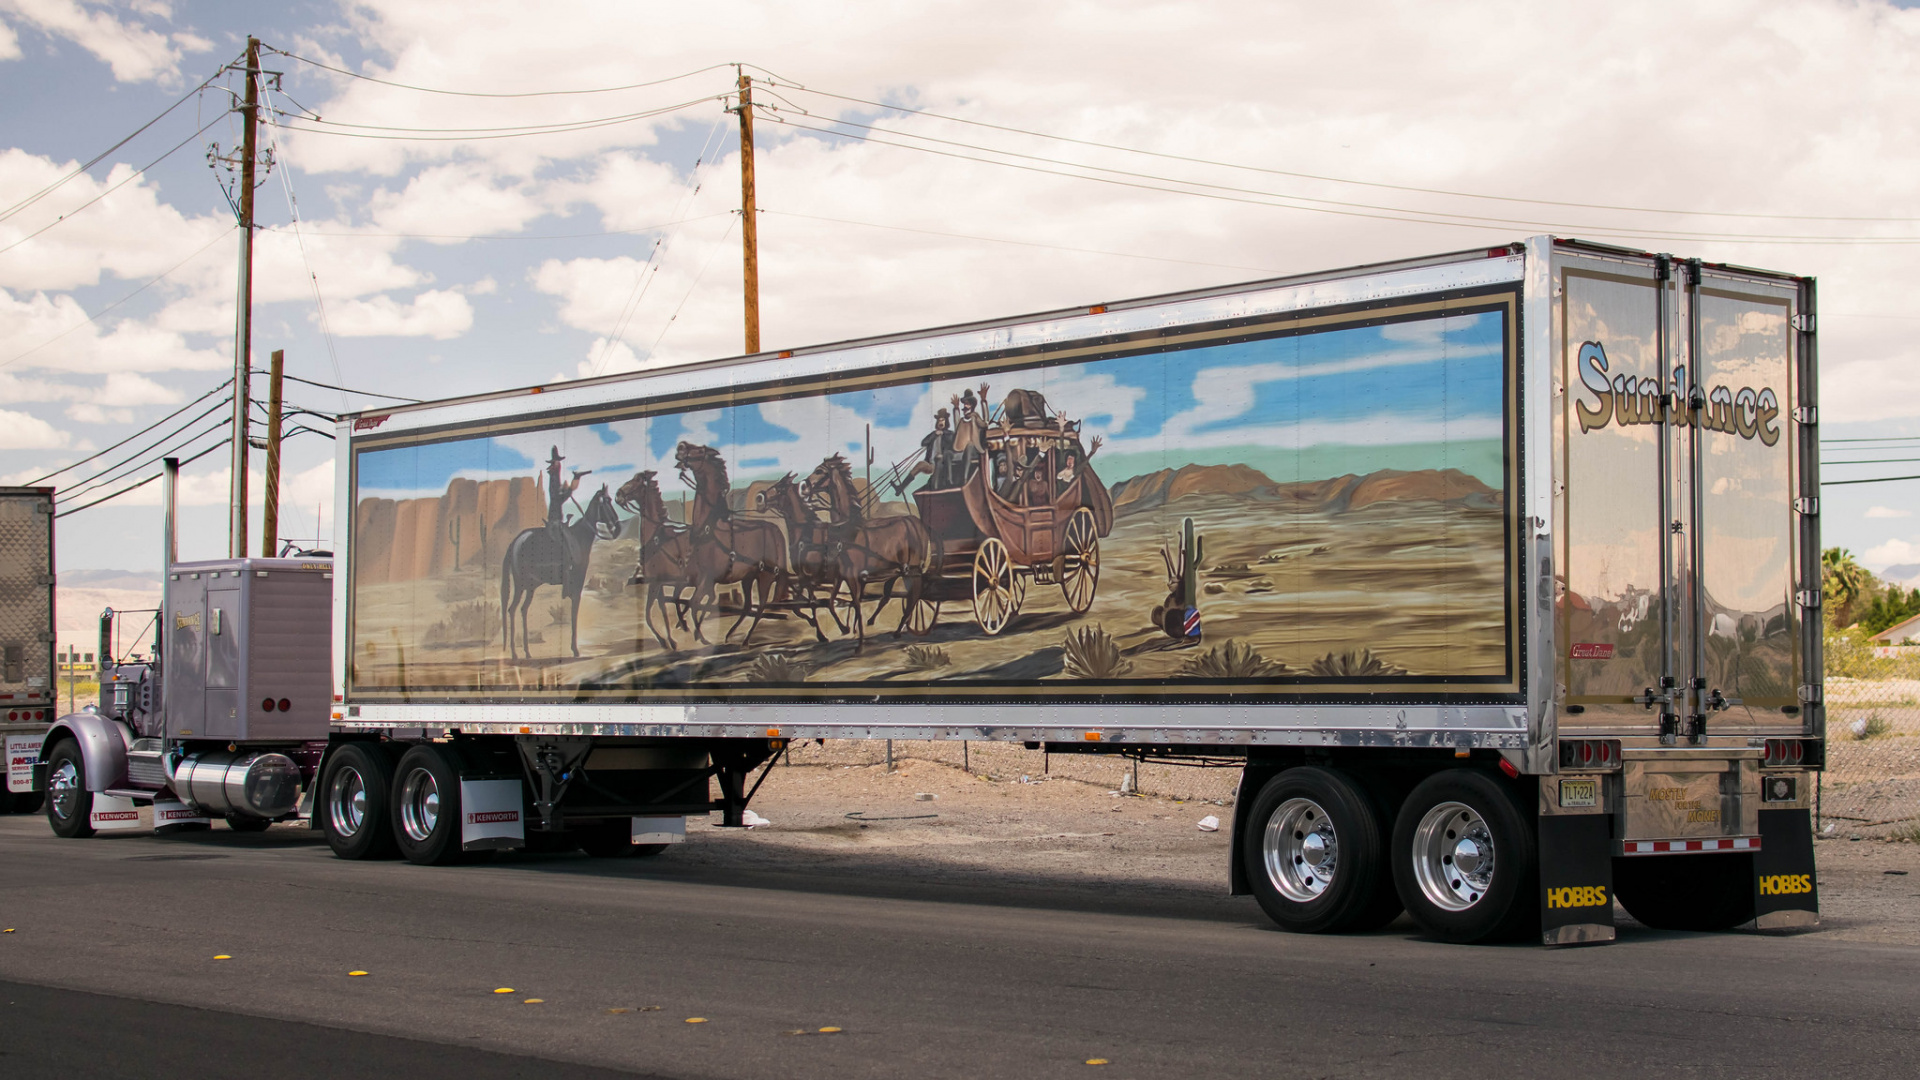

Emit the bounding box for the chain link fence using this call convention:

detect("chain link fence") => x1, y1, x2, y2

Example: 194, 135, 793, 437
778, 738, 1243, 805
1820, 637, 1920, 840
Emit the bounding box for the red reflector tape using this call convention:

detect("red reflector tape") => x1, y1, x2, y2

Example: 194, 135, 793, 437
1623, 837, 1761, 855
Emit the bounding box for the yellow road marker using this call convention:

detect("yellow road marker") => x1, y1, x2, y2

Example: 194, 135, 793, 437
686, 1017, 707, 1024
213, 955, 231, 960
641, 1005, 661, 1012
347, 971, 368, 977
493, 988, 515, 994
608, 1008, 633, 1014
1086, 1059, 1110, 1066
819, 1027, 842, 1034
524, 998, 544, 1004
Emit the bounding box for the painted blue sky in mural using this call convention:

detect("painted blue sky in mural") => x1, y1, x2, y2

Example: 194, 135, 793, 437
357, 309, 1505, 501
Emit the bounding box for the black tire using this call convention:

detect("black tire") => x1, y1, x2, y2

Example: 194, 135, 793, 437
1242, 766, 1401, 934
390, 744, 470, 866
578, 818, 639, 858
0, 785, 14, 814
224, 814, 274, 833
320, 742, 399, 860
633, 843, 669, 858
43, 740, 94, 839
1391, 769, 1538, 944
1613, 853, 1755, 932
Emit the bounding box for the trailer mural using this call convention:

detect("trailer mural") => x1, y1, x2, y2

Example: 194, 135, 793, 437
348, 293, 1519, 700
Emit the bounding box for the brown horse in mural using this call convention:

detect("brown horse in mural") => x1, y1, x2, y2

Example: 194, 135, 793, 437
500, 484, 620, 659
615, 470, 694, 651
802, 454, 932, 647
674, 441, 788, 645
760, 472, 852, 642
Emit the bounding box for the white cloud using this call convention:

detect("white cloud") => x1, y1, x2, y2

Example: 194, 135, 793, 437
1866, 506, 1913, 519
368, 164, 549, 243
1863, 537, 1920, 571
0, 0, 202, 82
326, 289, 474, 339
0, 18, 20, 59
0, 407, 71, 448
65, 402, 132, 423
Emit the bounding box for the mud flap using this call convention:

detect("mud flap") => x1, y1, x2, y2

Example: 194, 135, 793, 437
152, 798, 208, 830
7, 733, 44, 792
632, 816, 686, 845
1538, 811, 1615, 945
459, 778, 525, 851
88, 793, 142, 832
1753, 807, 1818, 930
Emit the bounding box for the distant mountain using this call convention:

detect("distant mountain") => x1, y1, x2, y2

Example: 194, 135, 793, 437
57, 569, 161, 589
1882, 563, 1920, 588
1109, 463, 1500, 515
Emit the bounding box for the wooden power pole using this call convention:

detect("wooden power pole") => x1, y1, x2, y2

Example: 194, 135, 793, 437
735, 70, 760, 355
229, 36, 261, 558
262, 348, 284, 557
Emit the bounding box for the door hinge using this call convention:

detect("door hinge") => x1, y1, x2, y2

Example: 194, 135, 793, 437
1792, 313, 1815, 333
1795, 497, 1819, 516
36, 630, 55, 642
1794, 406, 1817, 425
1799, 684, 1823, 705
1797, 590, 1822, 609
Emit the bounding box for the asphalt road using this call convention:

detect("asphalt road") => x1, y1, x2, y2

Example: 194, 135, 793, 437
0, 815, 1913, 1080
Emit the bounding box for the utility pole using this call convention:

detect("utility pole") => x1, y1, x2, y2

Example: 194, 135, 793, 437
734, 70, 760, 355
229, 36, 261, 558
262, 348, 284, 557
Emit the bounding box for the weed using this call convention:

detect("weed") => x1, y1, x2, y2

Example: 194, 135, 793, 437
425, 600, 493, 645
904, 645, 951, 671
436, 574, 484, 604
1179, 639, 1287, 679
1851, 714, 1893, 740
1888, 821, 1920, 844
745, 653, 809, 683
1309, 648, 1408, 678
1061, 625, 1134, 680
548, 601, 571, 626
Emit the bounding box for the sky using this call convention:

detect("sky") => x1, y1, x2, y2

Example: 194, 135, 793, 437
355, 308, 1507, 506
3, 0, 1919, 578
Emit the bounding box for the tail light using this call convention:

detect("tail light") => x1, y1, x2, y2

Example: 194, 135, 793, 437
1560, 739, 1621, 770
261, 698, 277, 712
278, 698, 291, 712
1764, 739, 1808, 767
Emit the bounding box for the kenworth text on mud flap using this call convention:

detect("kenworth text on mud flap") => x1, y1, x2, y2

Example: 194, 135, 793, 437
33, 237, 1822, 944
1, 487, 56, 816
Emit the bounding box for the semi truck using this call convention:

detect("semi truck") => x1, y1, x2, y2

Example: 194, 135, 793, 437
32, 236, 1824, 944
1, 487, 56, 816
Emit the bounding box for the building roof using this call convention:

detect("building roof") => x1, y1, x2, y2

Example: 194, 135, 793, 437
1870, 612, 1920, 644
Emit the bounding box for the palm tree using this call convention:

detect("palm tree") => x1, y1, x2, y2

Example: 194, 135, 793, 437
1823, 547, 1872, 625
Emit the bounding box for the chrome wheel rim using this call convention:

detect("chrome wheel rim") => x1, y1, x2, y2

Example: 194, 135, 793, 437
1412, 800, 1494, 912
328, 765, 367, 838
1263, 797, 1338, 902
48, 759, 80, 821
398, 767, 440, 843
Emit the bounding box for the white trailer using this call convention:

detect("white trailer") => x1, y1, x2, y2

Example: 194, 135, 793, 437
38, 237, 1824, 944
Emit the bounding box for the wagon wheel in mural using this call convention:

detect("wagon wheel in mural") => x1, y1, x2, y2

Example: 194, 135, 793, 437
904, 595, 941, 635
1059, 506, 1100, 613
971, 536, 1022, 636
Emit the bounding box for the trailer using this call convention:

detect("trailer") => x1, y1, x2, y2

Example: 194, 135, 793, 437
35, 237, 1823, 944
1, 487, 56, 815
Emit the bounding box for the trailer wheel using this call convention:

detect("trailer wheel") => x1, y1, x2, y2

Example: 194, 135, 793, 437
44, 740, 94, 839
321, 742, 398, 860
391, 744, 471, 866
578, 818, 639, 858
1243, 767, 1400, 933
1613, 853, 1755, 932
1392, 769, 1538, 944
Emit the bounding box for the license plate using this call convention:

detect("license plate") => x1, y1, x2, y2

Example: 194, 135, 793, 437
1559, 778, 1598, 808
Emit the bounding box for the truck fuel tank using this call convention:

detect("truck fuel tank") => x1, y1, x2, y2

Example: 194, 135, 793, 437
171, 750, 300, 818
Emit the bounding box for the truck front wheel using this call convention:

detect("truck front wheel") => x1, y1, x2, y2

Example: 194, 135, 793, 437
321, 742, 398, 860
391, 744, 471, 866
1613, 853, 1755, 932
1243, 766, 1401, 933
44, 741, 94, 839
1392, 769, 1538, 944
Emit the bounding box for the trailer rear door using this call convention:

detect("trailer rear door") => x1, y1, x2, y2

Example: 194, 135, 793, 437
0, 489, 54, 714
1553, 248, 1810, 740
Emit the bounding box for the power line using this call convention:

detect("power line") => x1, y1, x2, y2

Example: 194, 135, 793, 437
57, 410, 232, 505
54, 437, 230, 519
284, 214, 732, 242
274, 96, 720, 143
0, 53, 240, 225
1823, 473, 1920, 487
27, 378, 232, 485
763, 208, 1280, 273
759, 108, 1920, 246
270, 371, 420, 402
0, 226, 235, 372
767, 81, 1920, 226
0, 114, 229, 258
269, 49, 736, 100
286, 93, 727, 135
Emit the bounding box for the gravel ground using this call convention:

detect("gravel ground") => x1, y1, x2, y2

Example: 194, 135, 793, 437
680, 751, 1920, 943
